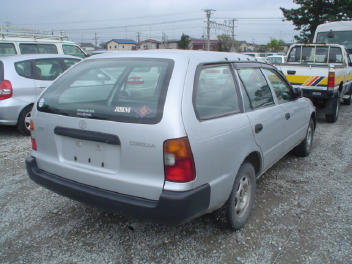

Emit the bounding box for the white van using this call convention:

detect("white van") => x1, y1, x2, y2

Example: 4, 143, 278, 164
0, 27, 87, 58
313, 21, 352, 53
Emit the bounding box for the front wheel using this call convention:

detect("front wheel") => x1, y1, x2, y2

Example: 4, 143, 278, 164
17, 105, 33, 136
226, 162, 256, 230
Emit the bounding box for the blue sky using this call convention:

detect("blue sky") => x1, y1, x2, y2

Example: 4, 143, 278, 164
1, 0, 298, 44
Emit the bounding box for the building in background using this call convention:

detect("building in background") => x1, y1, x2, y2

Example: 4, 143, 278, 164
138, 39, 160, 50
107, 39, 137, 51
190, 39, 219, 51
159, 39, 179, 49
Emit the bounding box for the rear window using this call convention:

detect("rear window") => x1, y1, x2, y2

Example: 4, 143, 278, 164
0, 43, 17, 56
37, 58, 174, 124
19, 43, 58, 54
288, 45, 343, 63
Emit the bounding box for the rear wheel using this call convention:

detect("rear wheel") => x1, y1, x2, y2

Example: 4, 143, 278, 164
226, 162, 256, 230
17, 105, 32, 136
294, 118, 314, 157
343, 94, 351, 105
325, 97, 339, 123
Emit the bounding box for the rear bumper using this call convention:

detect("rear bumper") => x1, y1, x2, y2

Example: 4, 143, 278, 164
26, 157, 210, 225
301, 88, 337, 99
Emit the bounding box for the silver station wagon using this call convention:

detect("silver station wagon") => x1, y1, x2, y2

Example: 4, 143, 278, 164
26, 50, 316, 230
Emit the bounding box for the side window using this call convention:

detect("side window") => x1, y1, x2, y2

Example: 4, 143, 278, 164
194, 65, 240, 120
237, 68, 274, 109
62, 45, 86, 58
19, 44, 57, 54
32, 59, 64, 80
329, 47, 343, 63
0, 43, 17, 56
15, 60, 32, 78
62, 59, 80, 70
262, 69, 292, 103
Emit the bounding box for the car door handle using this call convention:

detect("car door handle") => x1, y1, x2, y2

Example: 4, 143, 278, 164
255, 123, 263, 133
285, 113, 291, 120
39, 86, 46, 89
287, 70, 296, 75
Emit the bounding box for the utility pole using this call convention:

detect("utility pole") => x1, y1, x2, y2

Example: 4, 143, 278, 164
203, 9, 215, 51
231, 19, 235, 51
94, 32, 98, 47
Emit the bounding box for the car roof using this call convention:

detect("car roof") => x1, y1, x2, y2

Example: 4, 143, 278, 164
0, 37, 77, 44
0, 54, 82, 63
87, 49, 257, 64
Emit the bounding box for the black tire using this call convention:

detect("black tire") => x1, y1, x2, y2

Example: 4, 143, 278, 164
343, 94, 351, 105
325, 97, 339, 123
226, 162, 256, 230
294, 118, 314, 157
17, 105, 33, 136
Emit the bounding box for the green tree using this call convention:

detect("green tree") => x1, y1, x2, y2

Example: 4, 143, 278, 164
178, 33, 190, 49
217, 34, 234, 52
281, 0, 352, 43
266, 39, 285, 52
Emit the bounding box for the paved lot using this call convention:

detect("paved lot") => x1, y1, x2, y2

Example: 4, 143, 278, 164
1, 105, 352, 264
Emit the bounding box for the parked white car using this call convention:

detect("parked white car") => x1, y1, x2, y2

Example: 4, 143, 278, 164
0, 54, 81, 134
0, 28, 87, 58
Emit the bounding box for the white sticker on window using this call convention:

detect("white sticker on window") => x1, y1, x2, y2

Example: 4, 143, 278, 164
114, 106, 131, 113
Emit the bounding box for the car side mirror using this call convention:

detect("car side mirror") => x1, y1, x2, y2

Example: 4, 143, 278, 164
292, 87, 303, 98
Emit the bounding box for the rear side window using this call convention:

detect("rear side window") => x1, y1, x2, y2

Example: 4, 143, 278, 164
37, 58, 174, 124
15, 60, 32, 78
19, 43, 58, 54
32, 59, 64, 80
194, 65, 240, 120
0, 43, 17, 56
237, 68, 274, 109
62, 45, 86, 58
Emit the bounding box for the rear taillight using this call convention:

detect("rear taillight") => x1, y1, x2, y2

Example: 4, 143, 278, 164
328, 71, 335, 90
31, 138, 37, 151
30, 120, 37, 151
0, 80, 13, 100
163, 137, 196, 182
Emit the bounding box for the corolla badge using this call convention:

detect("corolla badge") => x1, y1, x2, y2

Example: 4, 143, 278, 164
78, 120, 87, 130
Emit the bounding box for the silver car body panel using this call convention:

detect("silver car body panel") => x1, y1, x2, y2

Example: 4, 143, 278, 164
0, 54, 81, 125
29, 50, 315, 212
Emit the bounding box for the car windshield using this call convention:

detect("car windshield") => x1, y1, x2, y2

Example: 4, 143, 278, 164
317, 31, 352, 50
0, 43, 17, 56
37, 58, 174, 124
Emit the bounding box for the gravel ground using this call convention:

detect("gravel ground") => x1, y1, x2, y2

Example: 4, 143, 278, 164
1, 105, 352, 264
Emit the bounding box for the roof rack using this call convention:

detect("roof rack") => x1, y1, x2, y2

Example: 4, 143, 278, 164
0, 25, 68, 41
